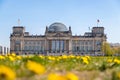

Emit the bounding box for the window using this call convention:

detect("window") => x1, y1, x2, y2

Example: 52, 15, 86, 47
24, 46, 27, 50
96, 41, 101, 45
61, 40, 64, 51
15, 40, 20, 44
52, 40, 56, 51
56, 40, 60, 51
85, 41, 88, 45
81, 46, 84, 51
24, 41, 27, 44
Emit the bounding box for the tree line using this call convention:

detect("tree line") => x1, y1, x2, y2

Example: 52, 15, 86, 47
102, 42, 120, 56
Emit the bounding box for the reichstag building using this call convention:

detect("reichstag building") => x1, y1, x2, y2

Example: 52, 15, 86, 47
10, 22, 106, 55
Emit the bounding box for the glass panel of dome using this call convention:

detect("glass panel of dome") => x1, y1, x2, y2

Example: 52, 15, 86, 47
48, 22, 68, 32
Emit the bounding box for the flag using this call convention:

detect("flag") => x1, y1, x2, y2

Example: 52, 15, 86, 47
89, 27, 90, 31
97, 19, 100, 23
18, 19, 20, 25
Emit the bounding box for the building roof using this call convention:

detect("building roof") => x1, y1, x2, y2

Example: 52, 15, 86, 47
48, 22, 68, 32
92, 27, 104, 29
13, 26, 24, 28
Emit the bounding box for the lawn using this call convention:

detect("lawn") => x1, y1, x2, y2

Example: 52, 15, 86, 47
0, 54, 120, 80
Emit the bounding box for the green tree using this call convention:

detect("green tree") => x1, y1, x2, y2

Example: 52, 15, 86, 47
101, 42, 115, 56
115, 47, 120, 54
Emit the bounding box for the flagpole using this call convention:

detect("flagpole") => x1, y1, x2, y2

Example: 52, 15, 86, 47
97, 19, 100, 27
18, 19, 20, 26
88, 27, 90, 32
97, 21, 98, 27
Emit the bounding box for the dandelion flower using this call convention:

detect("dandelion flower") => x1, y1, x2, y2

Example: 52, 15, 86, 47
9, 56, 16, 61
48, 56, 55, 60
81, 57, 89, 64
0, 65, 16, 80
16, 56, 22, 60
69, 55, 75, 58
114, 59, 120, 64
62, 55, 68, 59
107, 59, 113, 63
0, 55, 5, 60
39, 55, 45, 59
83, 59, 89, 64
76, 56, 80, 59
26, 60, 45, 74
11, 53, 16, 57
117, 72, 120, 79
48, 73, 66, 80
85, 56, 91, 60
66, 72, 79, 80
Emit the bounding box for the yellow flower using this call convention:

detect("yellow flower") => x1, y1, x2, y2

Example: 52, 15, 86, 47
39, 55, 45, 59
83, 59, 89, 64
48, 73, 67, 80
76, 56, 80, 59
48, 56, 55, 60
16, 55, 22, 60
11, 53, 16, 57
81, 57, 89, 64
9, 56, 16, 61
107, 59, 113, 63
66, 72, 79, 80
114, 58, 120, 64
62, 55, 68, 59
48, 73, 57, 80
117, 72, 120, 79
48, 72, 79, 80
7, 53, 10, 56
69, 55, 75, 58
81, 57, 87, 61
85, 56, 91, 60
0, 65, 16, 80
26, 60, 45, 74
57, 58, 60, 61
58, 56, 62, 60
0, 55, 5, 60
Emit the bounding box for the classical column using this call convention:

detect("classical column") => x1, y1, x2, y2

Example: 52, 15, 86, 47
66, 40, 69, 54
4, 47, 6, 55
69, 39, 72, 54
60, 40, 62, 54
49, 40, 51, 53
64, 40, 66, 54
46, 40, 48, 54
21, 39, 24, 55
0, 46, 2, 54
55, 40, 57, 53
45, 39, 49, 54
7, 48, 9, 54
93, 38, 95, 54
51, 40, 53, 53
10, 39, 14, 53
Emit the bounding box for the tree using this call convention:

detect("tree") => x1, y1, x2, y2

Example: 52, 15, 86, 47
114, 47, 120, 54
101, 42, 115, 56
117, 47, 120, 54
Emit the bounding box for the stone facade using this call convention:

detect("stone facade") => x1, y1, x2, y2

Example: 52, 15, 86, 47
10, 22, 106, 55
0, 46, 9, 55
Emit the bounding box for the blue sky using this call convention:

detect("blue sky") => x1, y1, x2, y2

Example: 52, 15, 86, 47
0, 0, 120, 47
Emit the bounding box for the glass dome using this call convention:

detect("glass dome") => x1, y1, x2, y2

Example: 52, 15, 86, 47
48, 22, 68, 32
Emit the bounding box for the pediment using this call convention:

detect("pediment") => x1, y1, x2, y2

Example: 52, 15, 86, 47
53, 32, 68, 37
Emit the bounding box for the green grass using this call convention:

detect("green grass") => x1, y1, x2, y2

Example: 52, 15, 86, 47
1, 55, 120, 80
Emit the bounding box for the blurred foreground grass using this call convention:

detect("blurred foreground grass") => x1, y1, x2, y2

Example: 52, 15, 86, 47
1, 53, 120, 80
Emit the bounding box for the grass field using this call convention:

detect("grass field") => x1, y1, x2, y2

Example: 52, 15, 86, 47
0, 54, 120, 80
